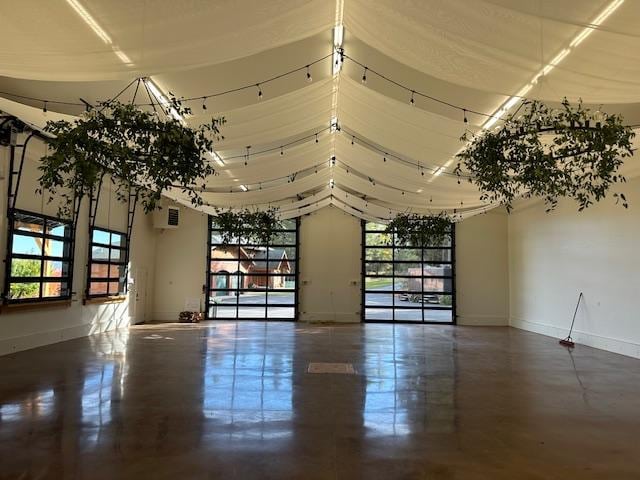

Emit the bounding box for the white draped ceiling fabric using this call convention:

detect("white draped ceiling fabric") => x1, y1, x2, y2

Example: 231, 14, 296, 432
1, 0, 640, 222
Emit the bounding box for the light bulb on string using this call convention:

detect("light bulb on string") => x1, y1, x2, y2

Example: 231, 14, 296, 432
361, 67, 368, 85
280, 146, 284, 156
245, 146, 251, 166
463, 109, 468, 124
306, 65, 312, 83
256, 84, 263, 100
315, 134, 319, 144
383, 154, 386, 162
202, 97, 207, 110
43, 101, 48, 113
409, 90, 415, 106
351, 136, 354, 145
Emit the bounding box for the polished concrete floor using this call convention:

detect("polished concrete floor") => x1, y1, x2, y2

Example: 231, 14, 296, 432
1, 322, 639, 479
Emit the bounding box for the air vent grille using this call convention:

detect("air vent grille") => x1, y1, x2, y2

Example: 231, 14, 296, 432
167, 207, 179, 226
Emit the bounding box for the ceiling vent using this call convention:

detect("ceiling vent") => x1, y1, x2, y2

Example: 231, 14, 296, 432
153, 206, 180, 229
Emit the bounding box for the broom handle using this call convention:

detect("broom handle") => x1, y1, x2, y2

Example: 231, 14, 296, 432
567, 292, 583, 338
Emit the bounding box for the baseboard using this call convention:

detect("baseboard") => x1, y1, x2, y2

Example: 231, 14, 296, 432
510, 317, 640, 359
457, 315, 508, 326
152, 311, 181, 322
0, 317, 130, 356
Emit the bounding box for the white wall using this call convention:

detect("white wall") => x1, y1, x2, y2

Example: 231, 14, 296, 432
0, 133, 156, 356
456, 210, 509, 325
151, 204, 208, 321
299, 206, 361, 322
148, 203, 511, 325
508, 176, 640, 358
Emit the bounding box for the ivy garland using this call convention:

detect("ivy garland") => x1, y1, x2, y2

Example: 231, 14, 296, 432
385, 213, 453, 247
38, 98, 224, 218
455, 99, 634, 212
214, 207, 281, 245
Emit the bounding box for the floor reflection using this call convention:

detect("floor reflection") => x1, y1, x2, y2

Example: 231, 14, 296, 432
202, 322, 294, 444
362, 325, 456, 438
1, 322, 639, 479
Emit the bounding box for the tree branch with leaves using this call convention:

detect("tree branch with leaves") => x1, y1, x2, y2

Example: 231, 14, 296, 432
455, 99, 634, 212
38, 98, 224, 218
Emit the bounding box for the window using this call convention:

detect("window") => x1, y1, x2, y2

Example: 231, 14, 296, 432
362, 220, 455, 323
4, 210, 73, 303
87, 228, 128, 297
207, 217, 299, 320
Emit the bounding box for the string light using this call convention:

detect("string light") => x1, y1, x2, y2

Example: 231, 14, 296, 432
202, 97, 207, 110
409, 90, 415, 106
280, 146, 284, 156
8, 46, 630, 130
244, 145, 251, 166
351, 136, 354, 145
315, 134, 319, 144
43, 101, 47, 113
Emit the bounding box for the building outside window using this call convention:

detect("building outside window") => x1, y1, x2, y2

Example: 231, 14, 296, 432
87, 228, 128, 298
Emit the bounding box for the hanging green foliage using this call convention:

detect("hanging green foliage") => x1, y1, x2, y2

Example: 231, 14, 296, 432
455, 99, 634, 212
214, 207, 281, 245
385, 213, 453, 247
38, 98, 224, 218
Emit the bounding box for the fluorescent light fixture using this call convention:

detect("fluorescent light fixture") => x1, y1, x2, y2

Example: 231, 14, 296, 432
333, 25, 344, 47
330, 116, 339, 132
65, 0, 133, 66
480, 0, 624, 131
332, 25, 344, 75
209, 150, 225, 166
570, 0, 624, 47
144, 78, 184, 123
65, 0, 111, 43
113, 49, 133, 65
239, 185, 248, 192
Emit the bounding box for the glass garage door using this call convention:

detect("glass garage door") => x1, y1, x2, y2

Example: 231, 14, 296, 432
206, 217, 299, 320
362, 221, 455, 323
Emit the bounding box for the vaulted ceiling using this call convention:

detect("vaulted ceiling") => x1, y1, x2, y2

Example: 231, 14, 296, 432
2, 0, 639, 221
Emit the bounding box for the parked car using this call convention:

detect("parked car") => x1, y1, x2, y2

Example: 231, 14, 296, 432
398, 293, 440, 304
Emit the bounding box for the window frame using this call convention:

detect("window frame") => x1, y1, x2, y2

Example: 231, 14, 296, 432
3, 208, 74, 304
86, 226, 129, 299
206, 217, 300, 321
361, 220, 456, 324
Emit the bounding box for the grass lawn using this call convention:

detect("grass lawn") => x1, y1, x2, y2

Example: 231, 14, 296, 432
366, 278, 393, 289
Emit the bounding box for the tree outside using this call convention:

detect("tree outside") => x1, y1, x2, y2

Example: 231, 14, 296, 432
9, 259, 41, 299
